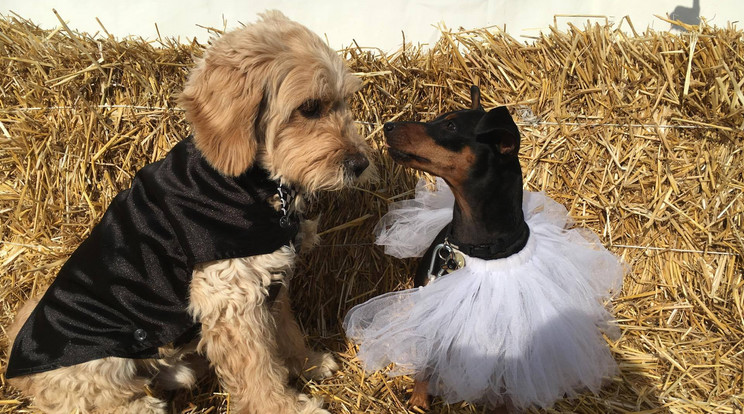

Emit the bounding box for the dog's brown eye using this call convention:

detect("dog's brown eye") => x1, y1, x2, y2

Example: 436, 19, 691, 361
298, 99, 321, 118
446, 121, 457, 131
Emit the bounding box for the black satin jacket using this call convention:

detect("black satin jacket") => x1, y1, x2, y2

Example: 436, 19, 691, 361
6, 137, 299, 378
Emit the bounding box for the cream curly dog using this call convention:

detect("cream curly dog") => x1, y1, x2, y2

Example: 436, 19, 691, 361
5, 11, 371, 414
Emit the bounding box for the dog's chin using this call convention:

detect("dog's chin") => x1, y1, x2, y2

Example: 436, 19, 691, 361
388, 147, 429, 166
280, 167, 366, 194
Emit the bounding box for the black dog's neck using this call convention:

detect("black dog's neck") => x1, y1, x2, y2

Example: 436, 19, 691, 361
446, 160, 529, 260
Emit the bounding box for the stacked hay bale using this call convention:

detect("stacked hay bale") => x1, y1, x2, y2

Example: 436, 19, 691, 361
1, 14, 742, 414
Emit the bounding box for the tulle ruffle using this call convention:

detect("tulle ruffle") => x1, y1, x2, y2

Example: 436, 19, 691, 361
374, 177, 454, 258
344, 180, 626, 410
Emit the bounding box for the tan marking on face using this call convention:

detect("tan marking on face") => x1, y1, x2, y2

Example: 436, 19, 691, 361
441, 147, 475, 220
386, 125, 476, 218
387, 125, 473, 180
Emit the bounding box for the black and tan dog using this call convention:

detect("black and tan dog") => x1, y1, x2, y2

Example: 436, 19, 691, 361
382, 86, 528, 411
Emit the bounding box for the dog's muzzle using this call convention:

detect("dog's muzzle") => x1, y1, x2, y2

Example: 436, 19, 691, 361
344, 153, 370, 178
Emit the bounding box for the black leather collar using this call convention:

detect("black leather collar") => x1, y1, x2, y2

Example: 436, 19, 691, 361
446, 222, 530, 260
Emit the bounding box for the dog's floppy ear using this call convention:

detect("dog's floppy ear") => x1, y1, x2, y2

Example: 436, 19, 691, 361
475, 106, 520, 155
470, 85, 483, 110
180, 60, 263, 176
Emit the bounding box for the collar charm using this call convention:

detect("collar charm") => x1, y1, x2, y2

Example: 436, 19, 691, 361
277, 184, 298, 229
426, 240, 466, 283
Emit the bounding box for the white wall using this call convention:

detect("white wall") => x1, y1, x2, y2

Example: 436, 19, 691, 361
3, 0, 739, 51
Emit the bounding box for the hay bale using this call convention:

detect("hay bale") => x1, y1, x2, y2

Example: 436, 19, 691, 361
1, 13, 742, 413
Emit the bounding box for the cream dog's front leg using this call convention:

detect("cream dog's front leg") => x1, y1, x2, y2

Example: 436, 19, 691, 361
190, 254, 328, 414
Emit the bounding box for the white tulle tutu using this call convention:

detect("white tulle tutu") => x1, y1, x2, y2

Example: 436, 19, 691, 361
373, 178, 455, 258
344, 178, 626, 410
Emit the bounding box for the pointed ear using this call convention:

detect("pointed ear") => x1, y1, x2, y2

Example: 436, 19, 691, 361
474, 106, 520, 155
470, 85, 483, 110
180, 60, 262, 176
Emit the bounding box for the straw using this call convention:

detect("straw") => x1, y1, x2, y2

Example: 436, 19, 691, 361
1, 13, 742, 414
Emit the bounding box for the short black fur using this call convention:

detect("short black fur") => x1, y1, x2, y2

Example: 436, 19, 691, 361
383, 86, 529, 288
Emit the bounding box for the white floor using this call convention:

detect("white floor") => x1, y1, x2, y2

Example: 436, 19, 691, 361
2, 0, 738, 51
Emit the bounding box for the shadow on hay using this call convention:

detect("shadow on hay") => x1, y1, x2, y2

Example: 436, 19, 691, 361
293, 168, 421, 339
669, 0, 701, 31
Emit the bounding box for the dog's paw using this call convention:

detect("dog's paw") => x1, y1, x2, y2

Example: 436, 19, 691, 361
409, 392, 431, 411
409, 380, 431, 411
296, 393, 330, 414
303, 352, 339, 380
298, 217, 321, 252
155, 363, 196, 390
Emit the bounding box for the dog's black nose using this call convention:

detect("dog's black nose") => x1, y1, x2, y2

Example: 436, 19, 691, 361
383, 122, 395, 132
344, 153, 370, 177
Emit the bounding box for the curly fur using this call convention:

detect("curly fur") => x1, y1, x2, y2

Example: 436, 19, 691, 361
6, 10, 367, 414
180, 10, 374, 188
